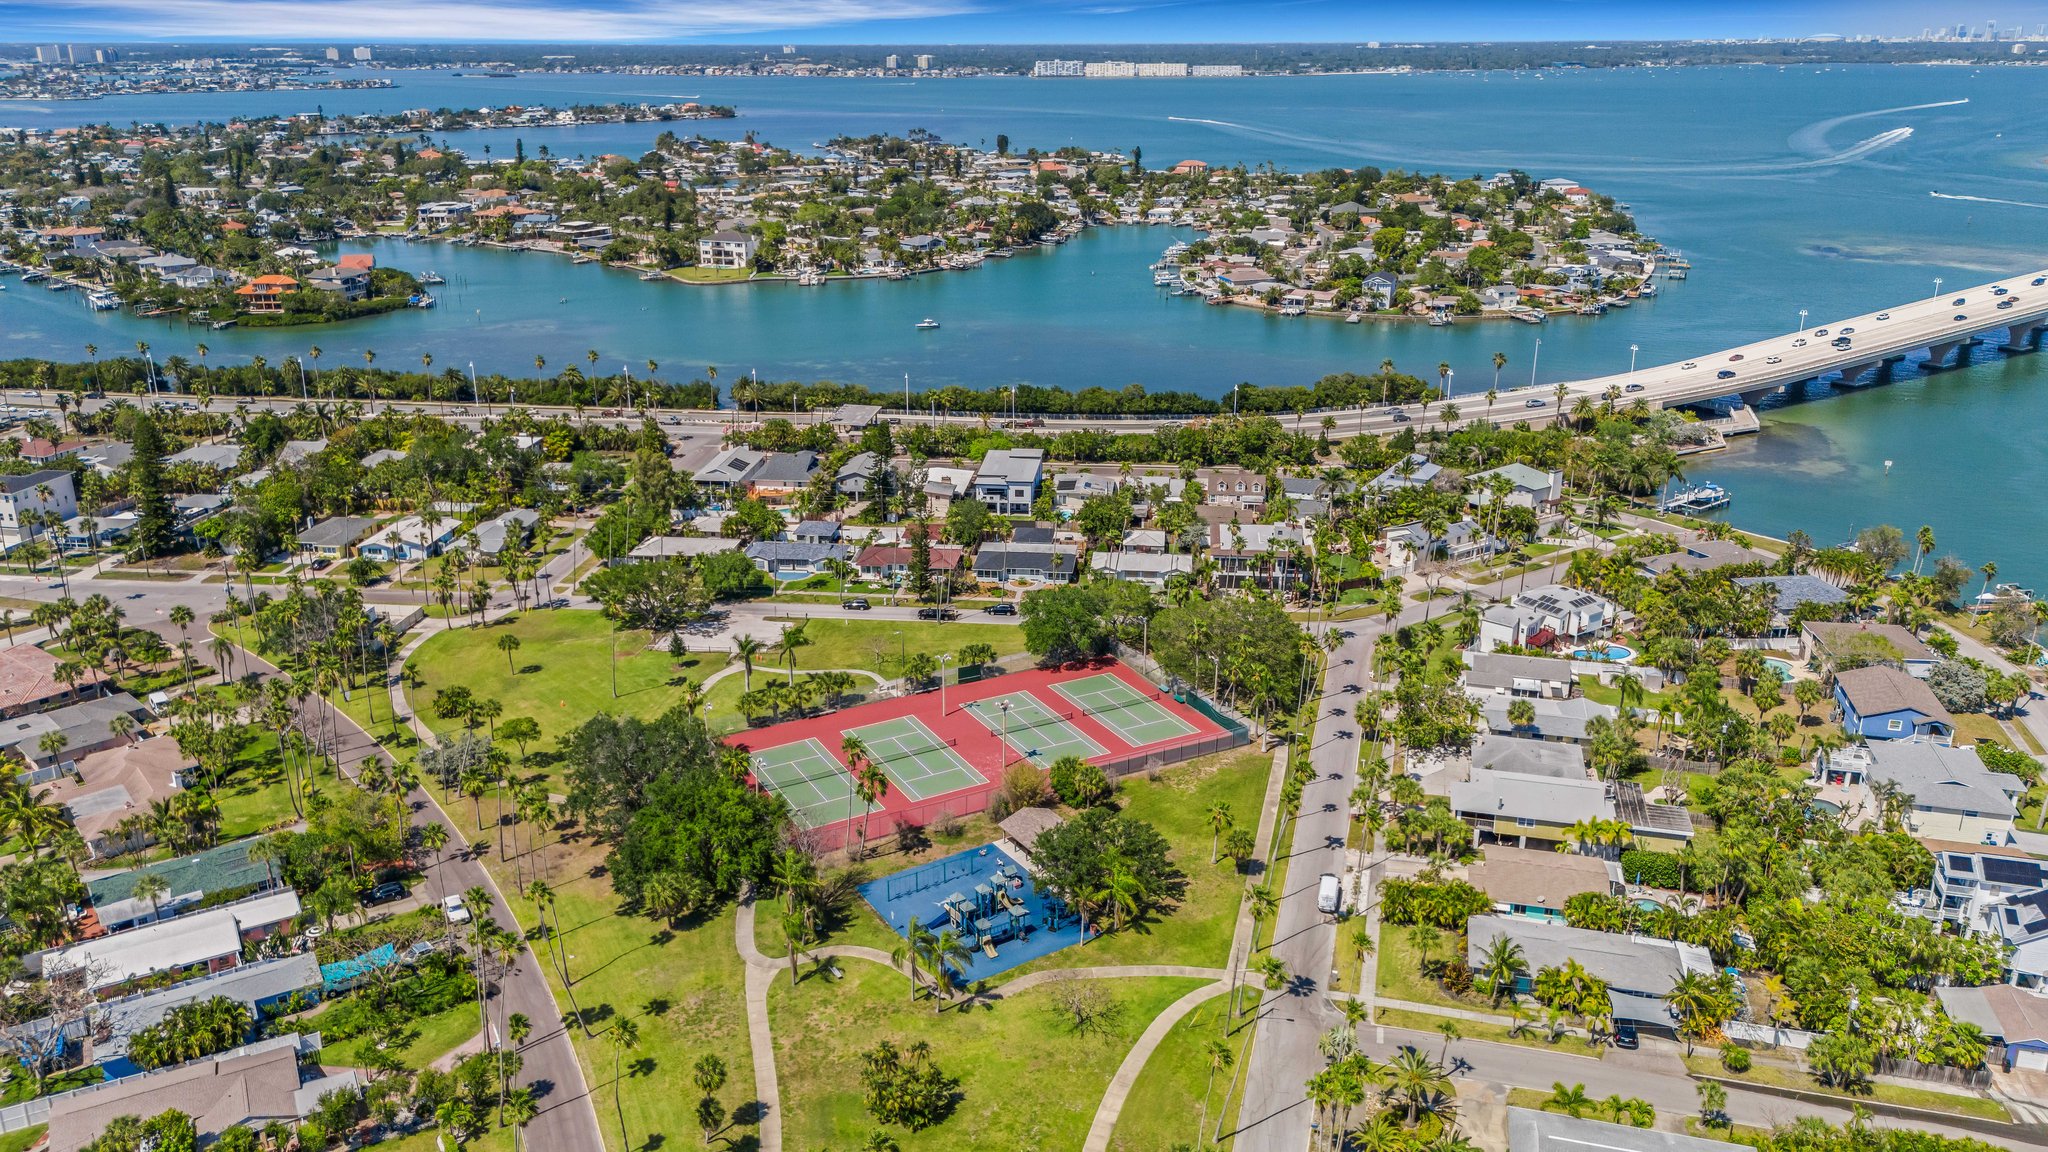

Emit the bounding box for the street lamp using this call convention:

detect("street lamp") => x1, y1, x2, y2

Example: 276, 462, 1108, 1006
1628, 344, 1639, 390
1529, 338, 1542, 388
939, 653, 953, 715
1444, 368, 1454, 400
1934, 277, 1944, 299
1797, 309, 1807, 334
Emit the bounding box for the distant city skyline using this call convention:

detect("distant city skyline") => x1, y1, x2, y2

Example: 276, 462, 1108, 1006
4, 0, 2048, 44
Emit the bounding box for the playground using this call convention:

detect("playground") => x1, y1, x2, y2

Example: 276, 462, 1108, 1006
725, 659, 1236, 847
857, 842, 1085, 978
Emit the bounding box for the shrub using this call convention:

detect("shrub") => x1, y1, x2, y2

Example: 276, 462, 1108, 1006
1719, 1043, 1751, 1073
1049, 756, 1112, 808
1380, 878, 1492, 929
1618, 849, 1683, 890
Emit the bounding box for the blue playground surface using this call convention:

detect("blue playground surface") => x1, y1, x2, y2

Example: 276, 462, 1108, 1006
858, 843, 1086, 980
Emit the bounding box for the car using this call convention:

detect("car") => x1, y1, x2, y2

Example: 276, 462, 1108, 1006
1766, 355, 1783, 364
18, 390, 38, 399
1717, 369, 1737, 380
1625, 383, 1645, 393
916, 607, 957, 621
362, 881, 407, 906
1524, 398, 1546, 408
1994, 287, 2009, 296
1316, 872, 1342, 915
1613, 1021, 1640, 1050
442, 895, 471, 925
1381, 407, 1404, 417
2034, 277, 2046, 287
1839, 327, 1854, 334
1876, 312, 1891, 320
986, 603, 1018, 616
1955, 314, 1968, 321
842, 598, 871, 611
1729, 353, 1744, 361
1999, 298, 2016, 309
1953, 297, 1967, 306
1390, 411, 1410, 422
1833, 337, 1852, 348
1681, 361, 1698, 370
83, 390, 103, 399
1792, 338, 1808, 347
1814, 328, 1829, 336
662, 415, 681, 425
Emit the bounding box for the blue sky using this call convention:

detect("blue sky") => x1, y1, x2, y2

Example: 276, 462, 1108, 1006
4, 0, 2044, 44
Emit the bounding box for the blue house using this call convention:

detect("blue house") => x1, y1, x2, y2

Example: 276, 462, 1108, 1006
91, 953, 323, 1079
1834, 665, 1954, 741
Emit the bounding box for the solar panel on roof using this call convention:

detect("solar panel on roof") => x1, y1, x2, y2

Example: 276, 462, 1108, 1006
1982, 857, 2046, 886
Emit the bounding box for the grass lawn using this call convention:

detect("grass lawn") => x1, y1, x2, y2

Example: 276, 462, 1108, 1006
1373, 926, 1489, 1015
671, 266, 753, 283
214, 727, 340, 840
371, 1127, 515, 1152
770, 956, 1202, 1152
0, 1127, 46, 1152
0, 1065, 101, 1106
1950, 712, 2018, 750
1503, 1086, 1641, 1118
1679, 1054, 2010, 1122
1374, 1006, 1601, 1057
405, 610, 728, 762
322, 998, 483, 1071
766, 618, 1029, 678
1110, 992, 1254, 1152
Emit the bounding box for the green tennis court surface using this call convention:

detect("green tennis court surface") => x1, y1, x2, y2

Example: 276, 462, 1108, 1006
1051, 673, 1200, 747
749, 738, 857, 828
847, 715, 987, 801
962, 691, 1107, 766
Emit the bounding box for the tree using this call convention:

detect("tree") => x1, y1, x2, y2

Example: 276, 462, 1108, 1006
1808, 1026, 1876, 1090
497, 633, 523, 674
128, 412, 178, 562
1031, 807, 1186, 941
859, 1039, 958, 1131
1545, 1081, 1592, 1119
1020, 584, 1116, 664
1475, 933, 1527, 1006
608, 1018, 640, 1150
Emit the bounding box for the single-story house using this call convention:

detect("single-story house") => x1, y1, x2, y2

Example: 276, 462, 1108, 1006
277, 440, 327, 467
1, 692, 153, 776
46, 1033, 352, 1152
167, 443, 244, 471
1478, 695, 1620, 745
0, 645, 102, 721
1834, 665, 1954, 742
1472, 735, 1588, 780
974, 543, 1078, 584
1463, 651, 1576, 699
744, 540, 847, 579
294, 516, 376, 563
835, 452, 882, 496
1049, 472, 1119, 515
465, 509, 541, 559
356, 516, 458, 563
790, 520, 842, 545
856, 543, 964, 583
1937, 983, 2048, 1070
1089, 550, 1195, 589
90, 953, 323, 1079
1638, 538, 1773, 577
74, 442, 134, 478
43, 737, 196, 859
1465, 915, 1714, 1022
1734, 574, 1850, 631
622, 535, 740, 564
1465, 847, 1615, 921
88, 839, 281, 933
1800, 621, 1938, 679
37, 890, 303, 993
1507, 1108, 1737, 1152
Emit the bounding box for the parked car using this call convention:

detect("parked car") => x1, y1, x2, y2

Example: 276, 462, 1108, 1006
443, 895, 471, 924
1613, 1021, 1640, 1050
916, 607, 957, 621
1316, 873, 1342, 915
842, 598, 871, 611
986, 603, 1017, 616
363, 881, 407, 906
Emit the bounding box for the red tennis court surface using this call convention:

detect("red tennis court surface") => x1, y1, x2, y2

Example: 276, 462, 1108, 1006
725, 658, 1245, 851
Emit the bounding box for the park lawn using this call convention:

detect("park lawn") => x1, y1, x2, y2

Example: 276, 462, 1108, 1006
752, 866, 903, 960
1109, 991, 1254, 1152
1679, 1054, 2009, 1122
767, 618, 1028, 678
492, 840, 759, 1152
670, 266, 752, 283
769, 956, 1202, 1152
1007, 749, 1271, 977
215, 727, 339, 840
321, 998, 483, 1071
405, 610, 728, 757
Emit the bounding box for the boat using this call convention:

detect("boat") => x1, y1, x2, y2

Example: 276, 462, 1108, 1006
21, 271, 46, 284
1277, 305, 1305, 317
419, 271, 445, 285
46, 280, 69, 292
571, 253, 595, 265
86, 291, 119, 311
1510, 308, 1546, 325
408, 293, 436, 308
1657, 481, 1730, 513
914, 318, 941, 330
1576, 303, 1606, 316
1639, 283, 1658, 297
209, 319, 236, 331
797, 270, 825, 286
639, 270, 667, 281
1345, 312, 1362, 324
1608, 297, 1632, 308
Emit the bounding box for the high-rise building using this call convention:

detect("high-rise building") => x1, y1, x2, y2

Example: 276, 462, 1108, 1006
914, 54, 933, 69
1134, 61, 1189, 77
884, 53, 899, 70
325, 47, 340, 61
352, 46, 373, 61
35, 45, 67, 65
782, 45, 795, 54
94, 48, 117, 63
1084, 60, 1137, 78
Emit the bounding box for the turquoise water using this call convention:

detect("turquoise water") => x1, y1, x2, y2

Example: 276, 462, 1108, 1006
6, 66, 2048, 581
1569, 644, 1637, 663
1763, 657, 1796, 677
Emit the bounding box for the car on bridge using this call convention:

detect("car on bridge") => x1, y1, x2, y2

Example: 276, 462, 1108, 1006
1994, 287, 2009, 296
1729, 353, 1744, 361
1523, 398, 1546, 408
1999, 299, 2016, 309
2034, 277, 2046, 287
1954, 297, 1968, 306
1625, 383, 1645, 393
1793, 338, 1808, 347
1955, 314, 1969, 321
1681, 361, 1698, 369
1766, 356, 1783, 364
1840, 327, 1854, 334
1877, 312, 1891, 320
1717, 369, 1737, 380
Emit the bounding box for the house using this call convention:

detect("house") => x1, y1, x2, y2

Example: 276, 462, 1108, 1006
293, 515, 375, 564
1472, 734, 1588, 779
1366, 453, 1441, 494
1199, 467, 1268, 509
1801, 621, 1938, 679
1834, 666, 1954, 742
1816, 741, 2020, 844
1359, 270, 1399, 309
1089, 549, 1195, 589
1049, 472, 1118, 515
355, 516, 458, 563
167, 443, 244, 471
1463, 651, 1576, 699
973, 449, 1045, 515
233, 273, 298, 313
36, 890, 303, 993
1207, 522, 1306, 593
855, 543, 964, 583
974, 543, 1078, 584
1507, 1108, 1739, 1152
835, 451, 882, 496
790, 520, 841, 545
21, 439, 88, 465
1478, 695, 1620, 745
43, 738, 197, 859
1929, 848, 2048, 940
1638, 538, 1772, 577
1476, 584, 1617, 653
46, 1034, 351, 1152
1465, 847, 1615, 922
90, 954, 323, 1079
75, 442, 134, 478
1938, 984, 2048, 1070
88, 839, 282, 933
360, 448, 406, 469
698, 229, 757, 269
743, 540, 847, 579
1384, 518, 1498, 569
277, 440, 327, 467
0, 469, 79, 547
304, 264, 370, 301
466, 509, 541, 559
1451, 769, 1691, 850
62, 511, 138, 549
917, 465, 977, 515
0, 644, 97, 720
1466, 463, 1563, 510
1465, 915, 1714, 1022
1734, 574, 1849, 631
622, 535, 740, 564
697, 448, 818, 498
0, 693, 153, 775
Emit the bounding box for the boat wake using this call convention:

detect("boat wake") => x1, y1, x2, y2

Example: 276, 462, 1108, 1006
1930, 191, 2048, 211
1788, 98, 1967, 155
1786, 126, 1914, 168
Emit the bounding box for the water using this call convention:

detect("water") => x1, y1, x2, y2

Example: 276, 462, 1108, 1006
5, 65, 2048, 579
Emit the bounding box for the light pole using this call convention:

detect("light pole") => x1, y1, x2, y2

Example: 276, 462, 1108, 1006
1797, 309, 1807, 334
1934, 277, 1944, 300
1529, 338, 1542, 388
1232, 381, 1240, 415
1444, 368, 1454, 400
999, 699, 1012, 766
939, 653, 953, 715
1628, 344, 1639, 390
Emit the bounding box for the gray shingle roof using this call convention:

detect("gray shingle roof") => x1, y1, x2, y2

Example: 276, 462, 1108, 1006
1864, 739, 2023, 819
1465, 914, 1712, 998
1472, 736, 1587, 779
1835, 665, 1954, 725
1734, 574, 1849, 613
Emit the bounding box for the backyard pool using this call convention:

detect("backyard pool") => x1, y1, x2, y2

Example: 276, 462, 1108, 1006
1763, 657, 1797, 678
1569, 644, 1637, 663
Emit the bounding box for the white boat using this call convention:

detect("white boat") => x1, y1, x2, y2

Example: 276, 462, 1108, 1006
639, 270, 666, 281
1344, 312, 1362, 324
408, 293, 436, 308
1277, 305, 1305, 317
1658, 481, 1730, 513
86, 291, 119, 310
915, 318, 941, 330
420, 271, 446, 285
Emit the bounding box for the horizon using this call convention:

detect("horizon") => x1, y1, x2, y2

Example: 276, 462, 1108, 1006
4, 1, 2048, 46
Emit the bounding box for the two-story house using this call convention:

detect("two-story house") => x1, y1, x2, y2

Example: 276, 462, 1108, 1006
973, 449, 1045, 516
0, 470, 78, 548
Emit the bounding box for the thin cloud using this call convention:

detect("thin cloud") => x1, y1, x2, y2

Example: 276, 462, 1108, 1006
3, 0, 976, 40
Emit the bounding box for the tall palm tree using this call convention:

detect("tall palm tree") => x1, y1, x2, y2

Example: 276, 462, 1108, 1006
733, 635, 763, 692
1386, 1048, 1452, 1125
608, 1018, 639, 1150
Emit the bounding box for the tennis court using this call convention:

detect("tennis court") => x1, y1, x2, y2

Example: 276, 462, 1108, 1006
962, 691, 1107, 766
748, 738, 858, 829
1052, 672, 1200, 747
847, 715, 988, 801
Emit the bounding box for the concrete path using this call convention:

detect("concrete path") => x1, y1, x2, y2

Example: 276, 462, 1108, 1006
1082, 980, 1233, 1152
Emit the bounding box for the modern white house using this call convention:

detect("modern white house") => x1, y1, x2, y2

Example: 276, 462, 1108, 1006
0, 469, 78, 548
1476, 584, 1617, 653
697, 229, 758, 269
972, 449, 1045, 515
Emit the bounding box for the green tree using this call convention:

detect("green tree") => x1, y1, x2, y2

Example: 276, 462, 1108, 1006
128, 412, 178, 561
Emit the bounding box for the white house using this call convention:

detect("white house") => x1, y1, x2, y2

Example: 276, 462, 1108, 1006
1476, 584, 1617, 653
0, 470, 78, 548
698, 230, 757, 269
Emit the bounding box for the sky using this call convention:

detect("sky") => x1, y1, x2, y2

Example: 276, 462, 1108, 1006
4, 0, 2047, 45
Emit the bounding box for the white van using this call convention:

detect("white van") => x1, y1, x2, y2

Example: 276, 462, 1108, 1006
1316, 872, 1342, 915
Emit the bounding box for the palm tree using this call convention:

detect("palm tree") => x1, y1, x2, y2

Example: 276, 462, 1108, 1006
1207, 800, 1233, 863
733, 635, 763, 692
1546, 1081, 1593, 1118
1198, 1038, 1234, 1146
132, 871, 170, 923
1385, 1048, 1451, 1125
1475, 933, 1527, 1006
497, 633, 522, 673
608, 1018, 639, 1150
775, 622, 811, 685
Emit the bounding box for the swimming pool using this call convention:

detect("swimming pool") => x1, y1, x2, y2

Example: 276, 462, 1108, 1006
1763, 657, 1796, 678
1569, 644, 1637, 663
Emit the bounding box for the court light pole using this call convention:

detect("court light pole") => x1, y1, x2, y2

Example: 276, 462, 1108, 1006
939, 653, 953, 715
999, 700, 1012, 767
